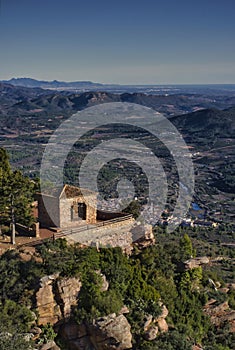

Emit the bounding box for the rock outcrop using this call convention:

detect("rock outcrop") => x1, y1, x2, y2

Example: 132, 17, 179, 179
155, 304, 169, 333
60, 314, 132, 350
204, 300, 235, 333
157, 317, 168, 333
36, 274, 81, 325
132, 224, 155, 249
36, 274, 133, 349
184, 256, 210, 270
36, 274, 62, 325
144, 325, 158, 341
143, 303, 169, 340
56, 277, 82, 319
88, 313, 132, 350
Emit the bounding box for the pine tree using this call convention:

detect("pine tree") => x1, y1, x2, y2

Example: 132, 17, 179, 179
179, 233, 195, 261
0, 148, 35, 244
0, 148, 11, 176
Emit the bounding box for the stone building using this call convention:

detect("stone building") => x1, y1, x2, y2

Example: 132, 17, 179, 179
37, 184, 97, 229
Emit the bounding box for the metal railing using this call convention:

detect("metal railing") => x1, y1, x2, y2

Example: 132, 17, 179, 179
55, 214, 133, 238
17, 214, 133, 248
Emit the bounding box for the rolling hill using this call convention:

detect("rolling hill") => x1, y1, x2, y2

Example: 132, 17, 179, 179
0, 83, 234, 224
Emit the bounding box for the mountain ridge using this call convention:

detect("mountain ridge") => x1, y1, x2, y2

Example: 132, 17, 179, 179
1, 82, 235, 117
2, 78, 235, 95
2, 77, 106, 89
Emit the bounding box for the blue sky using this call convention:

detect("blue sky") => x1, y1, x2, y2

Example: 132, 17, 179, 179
0, 0, 235, 84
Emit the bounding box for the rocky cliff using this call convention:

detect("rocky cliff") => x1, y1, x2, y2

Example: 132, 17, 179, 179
35, 274, 133, 350
36, 274, 81, 325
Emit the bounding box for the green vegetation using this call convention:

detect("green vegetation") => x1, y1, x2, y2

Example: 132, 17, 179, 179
0, 84, 234, 349
0, 300, 34, 350
0, 333, 32, 350
123, 199, 142, 219
0, 229, 233, 349
38, 323, 57, 344
0, 148, 35, 243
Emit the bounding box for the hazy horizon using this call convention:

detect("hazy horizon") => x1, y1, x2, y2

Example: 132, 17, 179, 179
0, 0, 235, 84
2, 76, 235, 86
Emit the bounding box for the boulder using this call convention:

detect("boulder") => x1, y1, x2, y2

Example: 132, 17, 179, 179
144, 326, 158, 341
219, 287, 229, 294
88, 313, 132, 349
142, 304, 169, 341
158, 304, 169, 319
205, 301, 229, 317
59, 322, 94, 350
143, 315, 153, 331
100, 273, 109, 292
227, 283, 235, 291
157, 318, 168, 333
59, 314, 132, 350
192, 346, 203, 350
204, 299, 217, 310
153, 303, 169, 333
69, 336, 94, 350
184, 256, 209, 270
31, 326, 42, 335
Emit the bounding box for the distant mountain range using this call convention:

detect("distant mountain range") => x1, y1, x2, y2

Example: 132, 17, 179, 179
1, 81, 234, 156
1, 81, 235, 118
1, 78, 109, 90
2, 78, 235, 95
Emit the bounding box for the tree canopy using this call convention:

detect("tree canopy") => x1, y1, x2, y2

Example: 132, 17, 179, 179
0, 148, 35, 243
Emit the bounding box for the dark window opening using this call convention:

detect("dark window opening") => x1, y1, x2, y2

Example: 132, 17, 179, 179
78, 203, 86, 220
71, 202, 86, 221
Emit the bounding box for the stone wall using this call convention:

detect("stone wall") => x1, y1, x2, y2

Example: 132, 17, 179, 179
37, 193, 97, 229
59, 197, 80, 228
37, 194, 60, 228
86, 200, 97, 224
59, 195, 97, 228
64, 220, 154, 255
91, 230, 134, 255
96, 217, 134, 231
